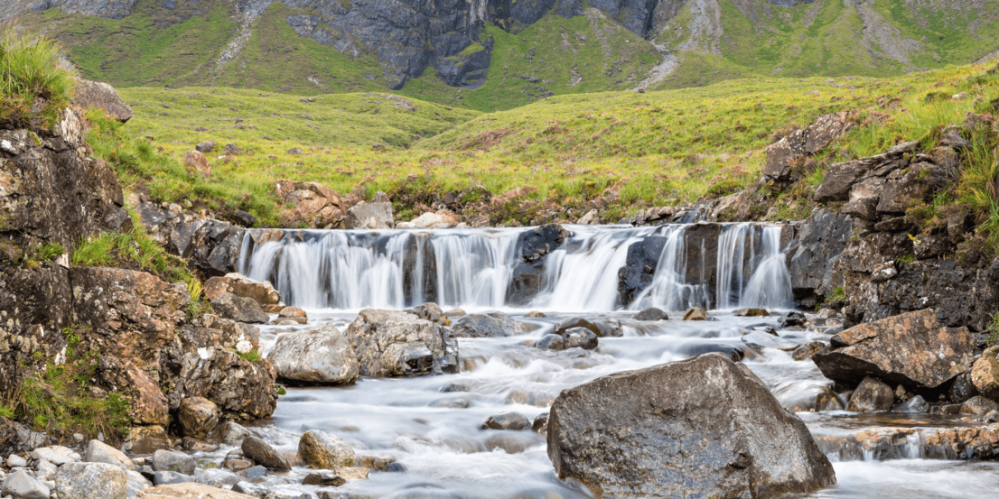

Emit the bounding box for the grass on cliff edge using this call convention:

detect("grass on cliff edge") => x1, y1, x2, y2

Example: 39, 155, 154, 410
106, 61, 999, 225
0, 26, 77, 128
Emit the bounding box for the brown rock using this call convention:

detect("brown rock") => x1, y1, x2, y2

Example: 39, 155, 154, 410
960, 395, 999, 416
209, 293, 269, 324
138, 483, 257, 499
847, 377, 894, 413
683, 307, 708, 321
166, 350, 277, 419
792, 341, 826, 361
241, 437, 290, 471
178, 397, 219, 441
812, 309, 975, 390
203, 273, 281, 306
298, 430, 355, 470
183, 151, 210, 177
96, 357, 169, 425
970, 355, 999, 400
278, 306, 307, 319
126, 426, 170, 455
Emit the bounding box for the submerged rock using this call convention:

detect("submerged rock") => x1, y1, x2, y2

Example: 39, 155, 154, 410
634, 307, 668, 321
546, 353, 836, 498
683, 307, 709, 321
344, 309, 458, 377
268, 325, 359, 385
482, 413, 530, 431
812, 309, 975, 390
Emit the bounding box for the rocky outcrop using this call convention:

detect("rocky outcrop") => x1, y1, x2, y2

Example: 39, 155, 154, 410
203, 273, 282, 307
137, 202, 245, 276
547, 353, 836, 498
507, 224, 570, 305
763, 111, 855, 182
276, 180, 344, 229
782, 209, 853, 308
343, 309, 458, 377
268, 324, 359, 385
73, 79, 134, 122
812, 309, 976, 390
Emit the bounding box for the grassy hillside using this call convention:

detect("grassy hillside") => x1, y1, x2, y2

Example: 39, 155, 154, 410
105, 61, 999, 228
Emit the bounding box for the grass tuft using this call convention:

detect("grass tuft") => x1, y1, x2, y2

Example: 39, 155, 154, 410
0, 23, 77, 127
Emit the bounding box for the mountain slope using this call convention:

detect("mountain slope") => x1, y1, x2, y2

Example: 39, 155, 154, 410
10, 0, 999, 109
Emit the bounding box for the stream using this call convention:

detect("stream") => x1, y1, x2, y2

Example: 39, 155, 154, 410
214, 224, 998, 498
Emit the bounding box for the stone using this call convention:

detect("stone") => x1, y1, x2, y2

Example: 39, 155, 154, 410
547, 353, 835, 498
151, 451, 195, 476
7, 455, 27, 468
561, 327, 598, 350
301, 473, 345, 486
634, 307, 668, 321
165, 349, 277, 419
32, 446, 80, 465
209, 293, 269, 324
812, 309, 975, 390
224, 143, 241, 155
177, 397, 219, 441
298, 430, 355, 470
396, 212, 452, 229
531, 413, 548, 434
125, 426, 170, 455
970, 355, 999, 400
73, 80, 134, 122
84, 440, 134, 471
949, 372, 978, 404
36, 460, 57, 480
683, 307, 708, 321
554, 318, 619, 338
241, 437, 290, 471
55, 463, 127, 499
847, 377, 895, 413
195, 142, 215, 153
343, 309, 458, 377
792, 341, 826, 361
960, 396, 999, 416
733, 308, 769, 317
219, 422, 252, 446
138, 483, 258, 499
152, 473, 194, 486
576, 209, 600, 225
481, 413, 530, 431
344, 202, 394, 229
451, 313, 518, 338
533, 334, 565, 351
269, 325, 358, 385
517, 224, 569, 262
2, 471, 50, 499
203, 274, 281, 307
182, 151, 210, 177
277, 307, 307, 319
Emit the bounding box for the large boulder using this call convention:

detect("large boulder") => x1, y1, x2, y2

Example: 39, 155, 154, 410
84, 440, 134, 471
73, 80, 134, 123
177, 397, 220, 440
203, 274, 281, 307
343, 309, 458, 377
209, 293, 269, 324
547, 353, 836, 498
298, 430, 356, 470
345, 202, 393, 229
268, 325, 359, 385
812, 309, 975, 390
162, 348, 277, 418
2, 470, 50, 499
517, 224, 570, 262
55, 462, 128, 499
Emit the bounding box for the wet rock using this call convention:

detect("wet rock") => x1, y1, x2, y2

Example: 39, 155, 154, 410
892, 395, 928, 413
812, 309, 975, 390
683, 307, 708, 321
2, 470, 50, 499
484, 432, 543, 454
778, 311, 806, 328
241, 437, 290, 471
138, 483, 258, 499
634, 307, 668, 321
451, 313, 517, 338
949, 372, 978, 404
203, 274, 282, 307
561, 327, 598, 350
219, 422, 252, 446
792, 341, 826, 361
56, 462, 127, 499
525, 311, 546, 318
301, 473, 345, 487
210, 293, 269, 324
733, 308, 769, 317
153, 472, 194, 486
74, 80, 134, 123
617, 235, 667, 305
177, 397, 219, 441
481, 413, 530, 431
345, 202, 394, 229
531, 413, 548, 434
534, 334, 565, 351
356, 453, 397, 472
126, 426, 170, 455
269, 325, 359, 385
298, 430, 355, 470
152, 451, 195, 476
429, 397, 470, 409
406, 303, 445, 324
554, 318, 619, 338
547, 353, 836, 498
516, 224, 569, 262
960, 396, 999, 416
84, 440, 134, 471
970, 355, 999, 400
847, 377, 894, 413
344, 309, 458, 377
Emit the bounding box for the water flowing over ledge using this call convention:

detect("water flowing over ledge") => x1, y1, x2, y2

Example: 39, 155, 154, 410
238, 223, 793, 312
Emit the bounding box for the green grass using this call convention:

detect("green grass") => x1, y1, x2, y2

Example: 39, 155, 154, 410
0, 25, 77, 127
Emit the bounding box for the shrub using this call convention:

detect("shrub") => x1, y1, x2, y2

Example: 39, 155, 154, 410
0, 24, 77, 127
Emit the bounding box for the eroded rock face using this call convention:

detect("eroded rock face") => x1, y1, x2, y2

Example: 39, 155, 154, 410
276, 180, 344, 229
178, 397, 220, 440
162, 348, 277, 419
137, 202, 245, 277
268, 324, 359, 385
547, 353, 836, 498
812, 309, 975, 390
209, 293, 269, 324
203, 273, 281, 307
344, 309, 458, 377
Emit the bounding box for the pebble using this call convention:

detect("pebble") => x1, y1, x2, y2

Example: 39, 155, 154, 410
6, 456, 27, 468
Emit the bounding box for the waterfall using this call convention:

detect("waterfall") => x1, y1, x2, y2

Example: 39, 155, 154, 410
238, 223, 795, 312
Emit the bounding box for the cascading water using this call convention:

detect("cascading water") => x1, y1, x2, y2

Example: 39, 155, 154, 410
239, 223, 795, 312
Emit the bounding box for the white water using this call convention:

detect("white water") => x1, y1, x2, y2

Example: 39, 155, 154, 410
223, 224, 994, 499
240, 223, 793, 312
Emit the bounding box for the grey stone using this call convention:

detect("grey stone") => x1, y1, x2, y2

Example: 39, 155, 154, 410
151, 450, 195, 476
152, 471, 195, 486
55, 463, 127, 499
345, 202, 393, 229
344, 309, 458, 377
84, 440, 134, 471
241, 437, 290, 471
481, 412, 530, 431
31, 447, 79, 466
634, 307, 668, 321
269, 325, 359, 385
2, 471, 50, 499
6, 456, 27, 468
451, 313, 517, 338
209, 293, 269, 324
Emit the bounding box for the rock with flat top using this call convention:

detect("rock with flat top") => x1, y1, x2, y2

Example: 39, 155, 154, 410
344, 309, 457, 377
55, 462, 127, 499
269, 325, 358, 385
